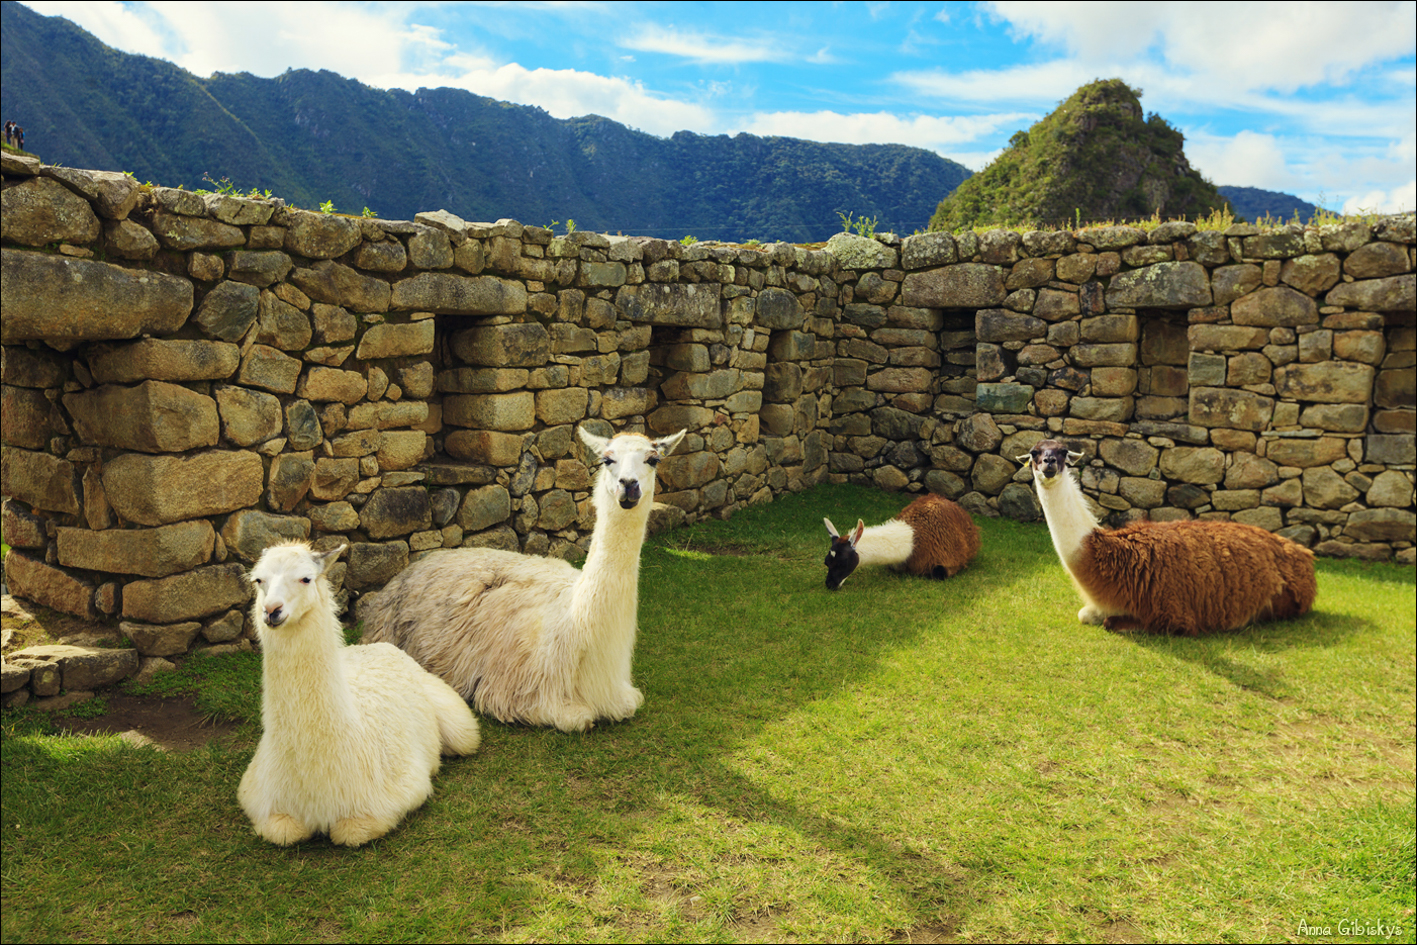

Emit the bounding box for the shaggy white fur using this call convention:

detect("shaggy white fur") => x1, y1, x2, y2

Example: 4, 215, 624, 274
361, 427, 687, 733
238, 541, 480, 847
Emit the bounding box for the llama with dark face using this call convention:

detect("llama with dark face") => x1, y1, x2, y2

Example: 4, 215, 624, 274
1023, 439, 1317, 635
823, 494, 980, 590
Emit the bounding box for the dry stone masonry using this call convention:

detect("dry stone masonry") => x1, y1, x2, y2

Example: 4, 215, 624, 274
2, 151, 1413, 702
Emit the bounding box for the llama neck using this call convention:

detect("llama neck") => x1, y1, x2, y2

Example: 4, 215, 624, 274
260, 599, 355, 738
570, 494, 650, 634
1035, 469, 1100, 570
854, 519, 915, 566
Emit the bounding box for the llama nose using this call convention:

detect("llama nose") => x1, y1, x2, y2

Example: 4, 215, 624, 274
265, 604, 285, 627
619, 478, 641, 508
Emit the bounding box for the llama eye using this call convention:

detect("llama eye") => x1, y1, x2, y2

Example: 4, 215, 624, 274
647, 456, 660, 467
602, 457, 614, 467
253, 577, 263, 585
300, 577, 312, 584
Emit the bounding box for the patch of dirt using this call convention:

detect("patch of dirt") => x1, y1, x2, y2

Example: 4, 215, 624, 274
56, 691, 245, 752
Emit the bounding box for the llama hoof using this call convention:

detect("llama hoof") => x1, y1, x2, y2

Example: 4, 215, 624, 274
258, 813, 314, 846
555, 706, 596, 733
1078, 605, 1107, 625
1103, 615, 1143, 633
330, 815, 391, 846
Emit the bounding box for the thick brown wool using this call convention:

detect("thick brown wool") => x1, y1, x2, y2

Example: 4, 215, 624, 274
1073, 519, 1317, 636
898, 494, 981, 578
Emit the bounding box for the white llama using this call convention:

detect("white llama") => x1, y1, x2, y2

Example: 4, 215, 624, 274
1023, 439, 1316, 635
238, 541, 480, 846
360, 427, 687, 732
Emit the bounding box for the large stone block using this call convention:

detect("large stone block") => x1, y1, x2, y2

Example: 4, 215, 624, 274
360, 487, 431, 539
220, 510, 311, 562
1274, 362, 1375, 403
215, 385, 283, 447
901, 232, 957, 269
291, 260, 392, 312
1, 385, 65, 450
64, 381, 218, 453
194, 280, 260, 341
1104, 262, 1210, 308
149, 211, 244, 251
826, 232, 897, 269
1231, 286, 1319, 327
1188, 325, 1269, 351
122, 563, 252, 623
1264, 436, 1349, 468
4, 553, 97, 619
238, 345, 302, 393
298, 366, 368, 404
1159, 446, 1225, 484
11, 643, 138, 689
1, 250, 192, 345
450, 322, 550, 366
975, 383, 1033, 413
89, 339, 240, 383
458, 485, 512, 532
443, 392, 536, 430
977, 309, 1044, 343
661, 369, 741, 401
226, 250, 293, 287
1099, 437, 1159, 476
284, 211, 362, 258
56, 520, 214, 578
446, 430, 525, 466
1325, 274, 1415, 312
1188, 387, 1274, 432
345, 541, 409, 591
613, 283, 723, 329
1, 177, 101, 245
1345, 508, 1416, 542
103, 450, 264, 526
357, 320, 435, 360
902, 264, 1006, 308
0, 448, 79, 514
391, 272, 526, 314
600, 387, 657, 419
536, 387, 589, 425
267, 451, 315, 511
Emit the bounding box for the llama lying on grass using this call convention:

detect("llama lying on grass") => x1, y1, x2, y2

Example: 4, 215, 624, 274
361, 427, 687, 733
823, 493, 980, 590
1023, 440, 1317, 635
238, 541, 479, 847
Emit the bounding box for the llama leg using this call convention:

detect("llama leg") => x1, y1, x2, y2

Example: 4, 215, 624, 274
552, 701, 597, 733
1102, 614, 1143, 632
330, 814, 397, 846
256, 813, 315, 846
423, 677, 481, 756
605, 685, 644, 721
1078, 604, 1108, 624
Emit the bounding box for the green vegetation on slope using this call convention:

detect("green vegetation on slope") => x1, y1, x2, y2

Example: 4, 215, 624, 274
930, 78, 1230, 231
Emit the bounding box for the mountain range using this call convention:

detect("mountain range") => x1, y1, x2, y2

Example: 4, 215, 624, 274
0, 1, 968, 243
1, 2, 1325, 239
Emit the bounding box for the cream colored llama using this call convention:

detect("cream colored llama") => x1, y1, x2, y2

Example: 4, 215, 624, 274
1023, 440, 1316, 635
238, 541, 480, 846
361, 427, 687, 732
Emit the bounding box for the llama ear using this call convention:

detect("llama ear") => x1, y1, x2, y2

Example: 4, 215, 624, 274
1015, 453, 1031, 464
312, 543, 347, 573
578, 426, 611, 457
1067, 450, 1085, 465
653, 428, 687, 456
849, 519, 865, 547
824, 517, 840, 539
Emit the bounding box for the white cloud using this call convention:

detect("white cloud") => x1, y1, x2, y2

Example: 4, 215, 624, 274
620, 24, 790, 65
737, 110, 1033, 158
24, 0, 170, 59
892, 59, 1092, 106
1186, 130, 1298, 191
985, 0, 1417, 94
371, 62, 715, 137
1343, 180, 1416, 214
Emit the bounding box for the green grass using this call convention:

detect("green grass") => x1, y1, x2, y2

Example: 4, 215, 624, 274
3, 484, 1413, 943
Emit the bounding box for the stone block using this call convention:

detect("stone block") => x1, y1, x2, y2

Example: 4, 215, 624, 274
2, 249, 193, 345
616, 283, 723, 328
902, 263, 1006, 308
1274, 362, 1376, 403
103, 450, 263, 526
122, 563, 251, 623
444, 391, 536, 430
360, 487, 432, 539
56, 520, 214, 578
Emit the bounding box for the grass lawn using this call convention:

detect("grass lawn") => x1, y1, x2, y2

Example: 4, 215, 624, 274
2, 483, 1413, 943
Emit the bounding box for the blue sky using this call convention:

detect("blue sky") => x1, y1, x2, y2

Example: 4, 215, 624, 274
23, 0, 1417, 214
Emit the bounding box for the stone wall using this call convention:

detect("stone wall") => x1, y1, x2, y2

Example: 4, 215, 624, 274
2, 152, 1413, 699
